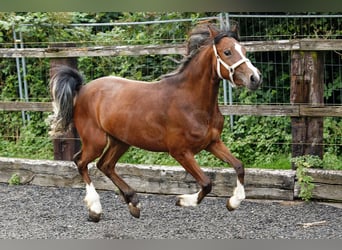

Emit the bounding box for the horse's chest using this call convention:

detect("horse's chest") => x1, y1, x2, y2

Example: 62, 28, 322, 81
185, 115, 223, 146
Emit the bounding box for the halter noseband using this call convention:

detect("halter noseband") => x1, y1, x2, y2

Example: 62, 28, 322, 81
212, 42, 250, 87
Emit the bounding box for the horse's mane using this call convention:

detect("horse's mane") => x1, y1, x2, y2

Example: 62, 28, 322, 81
162, 23, 240, 79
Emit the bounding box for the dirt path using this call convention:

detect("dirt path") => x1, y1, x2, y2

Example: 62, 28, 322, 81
0, 183, 341, 239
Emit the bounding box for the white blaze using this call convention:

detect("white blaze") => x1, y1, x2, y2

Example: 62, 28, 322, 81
234, 43, 260, 81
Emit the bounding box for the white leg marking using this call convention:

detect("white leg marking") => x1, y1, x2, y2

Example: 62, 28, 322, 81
177, 191, 201, 207
229, 179, 246, 209
84, 183, 102, 215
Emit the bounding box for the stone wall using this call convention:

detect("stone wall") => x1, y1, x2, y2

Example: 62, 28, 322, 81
0, 157, 341, 202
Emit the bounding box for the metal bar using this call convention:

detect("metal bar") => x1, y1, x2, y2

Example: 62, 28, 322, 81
12, 26, 26, 125
226, 14, 342, 18
19, 30, 30, 121
16, 15, 342, 29
225, 13, 234, 130
19, 16, 219, 28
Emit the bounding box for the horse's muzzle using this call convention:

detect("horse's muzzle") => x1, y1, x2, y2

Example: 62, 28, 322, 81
248, 72, 262, 90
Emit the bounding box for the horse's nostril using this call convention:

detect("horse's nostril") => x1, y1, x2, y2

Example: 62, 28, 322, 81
250, 74, 262, 85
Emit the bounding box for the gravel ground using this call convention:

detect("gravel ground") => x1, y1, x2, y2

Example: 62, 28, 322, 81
0, 183, 341, 239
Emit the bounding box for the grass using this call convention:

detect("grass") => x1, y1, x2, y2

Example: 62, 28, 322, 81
114, 149, 342, 170
246, 155, 292, 170
121, 148, 292, 170
0, 139, 341, 171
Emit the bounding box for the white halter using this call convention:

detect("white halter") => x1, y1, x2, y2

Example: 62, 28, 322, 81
212, 42, 250, 87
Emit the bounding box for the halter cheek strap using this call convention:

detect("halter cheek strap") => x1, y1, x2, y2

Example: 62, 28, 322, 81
212, 43, 250, 87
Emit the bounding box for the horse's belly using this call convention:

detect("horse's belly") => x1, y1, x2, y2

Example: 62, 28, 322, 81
123, 128, 168, 152
103, 111, 169, 152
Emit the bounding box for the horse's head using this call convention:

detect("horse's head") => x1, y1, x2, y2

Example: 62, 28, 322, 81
208, 24, 262, 90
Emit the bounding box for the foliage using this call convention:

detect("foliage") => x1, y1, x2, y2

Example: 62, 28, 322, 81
322, 152, 342, 170
0, 12, 341, 172
0, 121, 53, 159
77, 12, 207, 81
324, 76, 342, 102
323, 117, 342, 157
222, 116, 292, 168
8, 173, 21, 185
262, 14, 342, 40
290, 153, 342, 201
291, 155, 322, 201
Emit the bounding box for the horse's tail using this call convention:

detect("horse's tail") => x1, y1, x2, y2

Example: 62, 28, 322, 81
47, 66, 84, 137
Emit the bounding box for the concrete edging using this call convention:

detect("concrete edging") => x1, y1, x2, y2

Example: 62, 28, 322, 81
0, 157, 341, 202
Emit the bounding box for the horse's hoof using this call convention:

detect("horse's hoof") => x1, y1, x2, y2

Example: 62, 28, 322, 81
175, 197, 181, 206
88, 210, 101, 222
226, 195, 243, 211
175, 196, 192, 207
226, 200, 236, 211
128, 202, 140, 218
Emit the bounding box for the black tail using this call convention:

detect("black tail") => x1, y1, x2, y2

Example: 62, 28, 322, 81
48, 66, 83, 137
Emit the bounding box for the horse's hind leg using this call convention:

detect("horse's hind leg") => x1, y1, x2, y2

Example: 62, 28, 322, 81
96, 137, 141, 218
206, 140, 245, 211
74, 139, 106, 222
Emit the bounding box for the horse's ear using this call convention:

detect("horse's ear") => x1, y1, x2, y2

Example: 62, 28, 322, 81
207, 24, 219, 38
229, 23, 240, 40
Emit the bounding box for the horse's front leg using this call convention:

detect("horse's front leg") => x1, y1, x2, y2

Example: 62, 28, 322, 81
206, 140, 246, 211
171, 150, 212, 207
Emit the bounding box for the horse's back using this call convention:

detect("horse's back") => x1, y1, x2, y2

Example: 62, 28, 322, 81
79, 76, 161, 99
74, 76, 171, 151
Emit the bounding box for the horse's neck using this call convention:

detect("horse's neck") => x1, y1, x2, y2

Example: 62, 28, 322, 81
193, 78, 220, 113
182, 50, 220, 112
161, 47, 220, 113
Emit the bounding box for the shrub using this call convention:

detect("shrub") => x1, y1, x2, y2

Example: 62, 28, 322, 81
8, 173, 21, 185
291, 155, 322, 201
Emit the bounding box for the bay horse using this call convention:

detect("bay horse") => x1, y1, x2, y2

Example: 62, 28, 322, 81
48, 24, 262, 222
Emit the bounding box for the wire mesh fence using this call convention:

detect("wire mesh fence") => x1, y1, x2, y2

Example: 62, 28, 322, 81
0, 13, 341, 164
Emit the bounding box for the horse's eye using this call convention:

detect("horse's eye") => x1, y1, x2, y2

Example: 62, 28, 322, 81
224, 50, 232, 56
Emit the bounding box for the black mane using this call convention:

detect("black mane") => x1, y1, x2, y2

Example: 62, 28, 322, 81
162, 23, 239, 79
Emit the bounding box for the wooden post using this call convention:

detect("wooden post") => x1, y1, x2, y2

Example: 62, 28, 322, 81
290, 51, 324, 169
49, 43, 81, 161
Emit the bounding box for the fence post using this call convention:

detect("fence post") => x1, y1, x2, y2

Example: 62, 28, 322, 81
290, 50, 324, 168
49, 43, 81, 161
